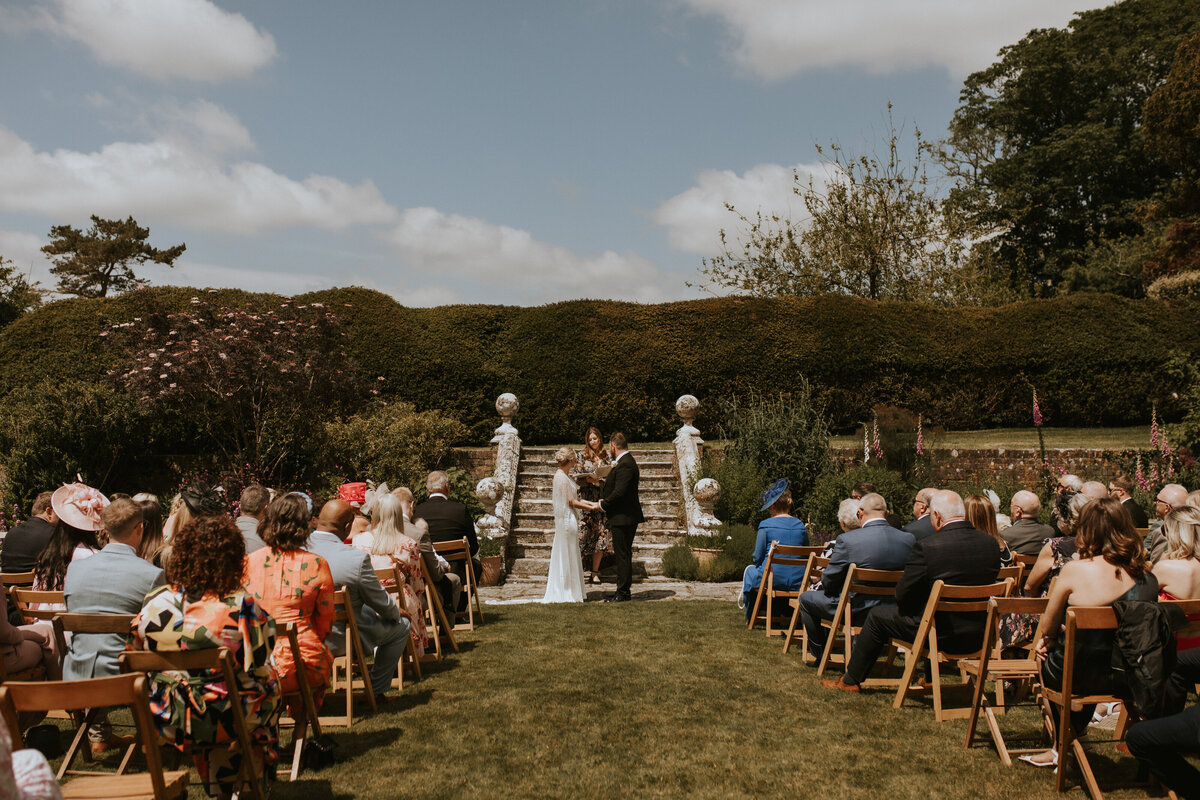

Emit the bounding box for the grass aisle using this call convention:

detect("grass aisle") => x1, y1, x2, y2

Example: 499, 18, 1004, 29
267, 600, 1145, 800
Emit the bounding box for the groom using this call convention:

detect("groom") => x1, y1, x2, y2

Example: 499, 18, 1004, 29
599, 431, 644, 603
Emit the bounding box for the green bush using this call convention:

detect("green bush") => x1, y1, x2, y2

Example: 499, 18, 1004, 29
698, 552, 743, 582
803, 465, 913, 539
660, 541, 699, 580
321, 402, 468, 496
703, 451, 767, 528
1148, 271, 1200, 300
720, 523, 758, 567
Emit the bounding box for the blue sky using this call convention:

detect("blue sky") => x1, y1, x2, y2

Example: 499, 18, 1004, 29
0, 1, 1108, 306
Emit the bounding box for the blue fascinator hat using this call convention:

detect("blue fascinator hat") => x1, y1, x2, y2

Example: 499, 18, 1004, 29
760, 478, 789, 511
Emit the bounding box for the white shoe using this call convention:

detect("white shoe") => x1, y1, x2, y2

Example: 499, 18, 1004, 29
1019, 749, 1058, 768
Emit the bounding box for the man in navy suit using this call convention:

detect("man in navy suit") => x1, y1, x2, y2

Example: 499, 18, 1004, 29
797, 493, 913, 659
822, 490, 1000, 692
600, 431, 643, 603
903, 487, 937, 541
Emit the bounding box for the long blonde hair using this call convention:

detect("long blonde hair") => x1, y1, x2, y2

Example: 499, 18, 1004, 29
369, 490, 411, 557
1163, 506, 1200, 561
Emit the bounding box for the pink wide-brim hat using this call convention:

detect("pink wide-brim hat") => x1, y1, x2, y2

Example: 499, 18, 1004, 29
51, 482, 109, 532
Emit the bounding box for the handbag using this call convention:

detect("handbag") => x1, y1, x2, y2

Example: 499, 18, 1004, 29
301, 733, 338, 770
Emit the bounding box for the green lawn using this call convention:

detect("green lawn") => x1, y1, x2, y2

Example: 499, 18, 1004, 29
230, 600, 1163, 800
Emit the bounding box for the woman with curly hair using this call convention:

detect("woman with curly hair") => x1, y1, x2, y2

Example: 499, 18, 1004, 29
1022, 497, 1158, 767
243, 493, 334, 716
132, 515, 281, 798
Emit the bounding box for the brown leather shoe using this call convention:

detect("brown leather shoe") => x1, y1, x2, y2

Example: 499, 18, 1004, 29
819, 677, 861, 693
90, 734, 135, 756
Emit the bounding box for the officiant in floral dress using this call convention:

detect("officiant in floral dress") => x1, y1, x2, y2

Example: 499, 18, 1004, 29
575, 426, 613, 585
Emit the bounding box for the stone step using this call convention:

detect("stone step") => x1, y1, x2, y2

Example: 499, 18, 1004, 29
517, 463, 678, 477
521, 447, 674, 456
512, 483, 679, 501
513, 497, 680, 516
512, 514, 682, 533
505, 542, 673, 578
508, 528, 685, 547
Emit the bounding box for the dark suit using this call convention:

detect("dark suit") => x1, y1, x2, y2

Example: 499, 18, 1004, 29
1, 516, 55, 574
903, 514, 936, 542
798, 519, 914, 657
843, 519, 1001, 685
1000, 518, 1056, 556
1122, 497, 1149, 529
413, 494, 480, 601
600, 451, 644, 598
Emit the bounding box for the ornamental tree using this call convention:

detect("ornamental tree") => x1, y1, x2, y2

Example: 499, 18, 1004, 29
42, 215, 185, 298
109, 294, 367, 478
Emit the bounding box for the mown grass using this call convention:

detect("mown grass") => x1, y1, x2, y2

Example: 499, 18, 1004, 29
206, 600, 1170, 800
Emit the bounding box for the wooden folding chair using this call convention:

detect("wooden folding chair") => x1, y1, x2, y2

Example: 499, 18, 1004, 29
0, 571, 34, 591
419, 557, 459, 661
1012, 553, 1039, 592
321, 587, 377, 728
749, 544, 823, 636
10, 586, 65, 624
373, 566, 420, 686
963, 595, 1052, 765
52, 612, 138, 778
278, 622, 323, 782
815, 565, 904, 677
997, 563, 1023, 589
891, 579, 1014, 721
119, 647, 267, 800
434, 537, 484, 629
0, 673, 189, 799
781, 553, 830, 657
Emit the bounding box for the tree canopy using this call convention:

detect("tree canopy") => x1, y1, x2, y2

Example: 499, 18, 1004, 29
0, 256, 43, 329
41, 215, 185, 298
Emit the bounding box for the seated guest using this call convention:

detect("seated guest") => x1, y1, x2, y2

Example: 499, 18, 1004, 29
1001, 490, 1055, 556
133, 516, 281, 799
162, 493, 188, 541
1080, 481, 1109, 501
964, 495, 1014, 567
903, 488, 937, 542
1051, 474, 1085, 533
413, 471, 480, 604
307, 500, 411, 701
337, 483, 370, 540
244, 494, 334, 717
1108, 475, 1149, 528
1153, 505, 1200, 651
822, 490, 1001, 693
1127, 645, 1200, 799
1, 492, 57, 574
62, 495, 164, 754
741, 480, 809, 621
32, 483, 109, 592
353, 486, 434, 654
134, 497, 166, 567
236, 485, 271, 554
1147, 483, 1189, 563
851, 482, 903, 529
807, 500, 862, 593
0, 721, 63, 800
798, 493, 913, 658
0, 590, 59, 730
1022, 498, 1159, 767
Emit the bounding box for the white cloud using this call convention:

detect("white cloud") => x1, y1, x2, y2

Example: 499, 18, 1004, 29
653, 162, 828, 256
0, 120, 400, 235
0, 230, 52, 286
384, 208, 675, 303
677, 0, 1111, 79
399, 285, 461, 308
9, 0, 277, 82
150, 99, 255, 155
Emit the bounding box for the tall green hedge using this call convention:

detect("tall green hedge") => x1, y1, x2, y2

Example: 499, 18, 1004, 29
2, 287, 1197, 445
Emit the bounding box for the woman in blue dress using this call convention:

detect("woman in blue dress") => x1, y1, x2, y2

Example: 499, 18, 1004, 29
741, 479, 809, 620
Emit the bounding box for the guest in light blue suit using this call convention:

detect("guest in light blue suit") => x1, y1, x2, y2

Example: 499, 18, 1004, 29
62, 493, 165, 752
798, 492, 913, 658
742, 480, 809, 621
306, 499, 411, 700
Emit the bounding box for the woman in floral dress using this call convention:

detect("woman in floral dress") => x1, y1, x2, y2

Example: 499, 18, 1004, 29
132, 515, 282, 798
353, 485, 430, 654
244, 493, 335, 717
575, 426, 613, 585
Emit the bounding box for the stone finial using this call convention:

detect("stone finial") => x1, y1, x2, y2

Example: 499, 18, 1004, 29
494, 393, 519, 437
693, 477, 722, 533
675, 394, 699, 426
474, 476, 507, 540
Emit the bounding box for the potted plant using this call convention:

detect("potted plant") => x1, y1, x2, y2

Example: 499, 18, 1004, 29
477, 533, 505, 586
686, 532, 727, 568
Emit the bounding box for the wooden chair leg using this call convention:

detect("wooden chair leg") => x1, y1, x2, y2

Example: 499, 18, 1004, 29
781, 599, 803, 654
289, 715, 307, 782
748, 579, 767, 631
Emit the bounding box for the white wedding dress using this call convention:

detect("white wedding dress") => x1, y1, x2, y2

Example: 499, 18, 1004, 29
543, 470, 586, 602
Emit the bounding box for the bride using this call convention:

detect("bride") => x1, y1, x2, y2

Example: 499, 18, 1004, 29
545, 447, 593, 602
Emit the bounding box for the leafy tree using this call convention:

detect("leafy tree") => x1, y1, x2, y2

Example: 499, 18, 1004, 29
42, 215, 185, 298
108, 295, 364, 480
0, 256, 43, 328
943, 0, 1200, 296
699, 108, 976, 303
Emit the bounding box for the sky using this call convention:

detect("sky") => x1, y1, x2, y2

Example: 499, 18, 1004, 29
0, 0, 1112, 307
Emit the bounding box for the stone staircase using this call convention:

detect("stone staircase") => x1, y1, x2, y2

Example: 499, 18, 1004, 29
505, 446, 686, 580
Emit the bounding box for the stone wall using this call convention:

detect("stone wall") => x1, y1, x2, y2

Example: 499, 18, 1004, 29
833, 447, 1125, 487
449, 447, 496, 481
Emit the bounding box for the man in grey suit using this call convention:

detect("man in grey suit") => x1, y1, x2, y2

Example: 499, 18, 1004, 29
306, 499, 411, 701
1001, 490, 1056, 556
903, 488, 937, 541
798, 494, 914, 659
236, 484, 270, 554
63, 497, 165, 752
